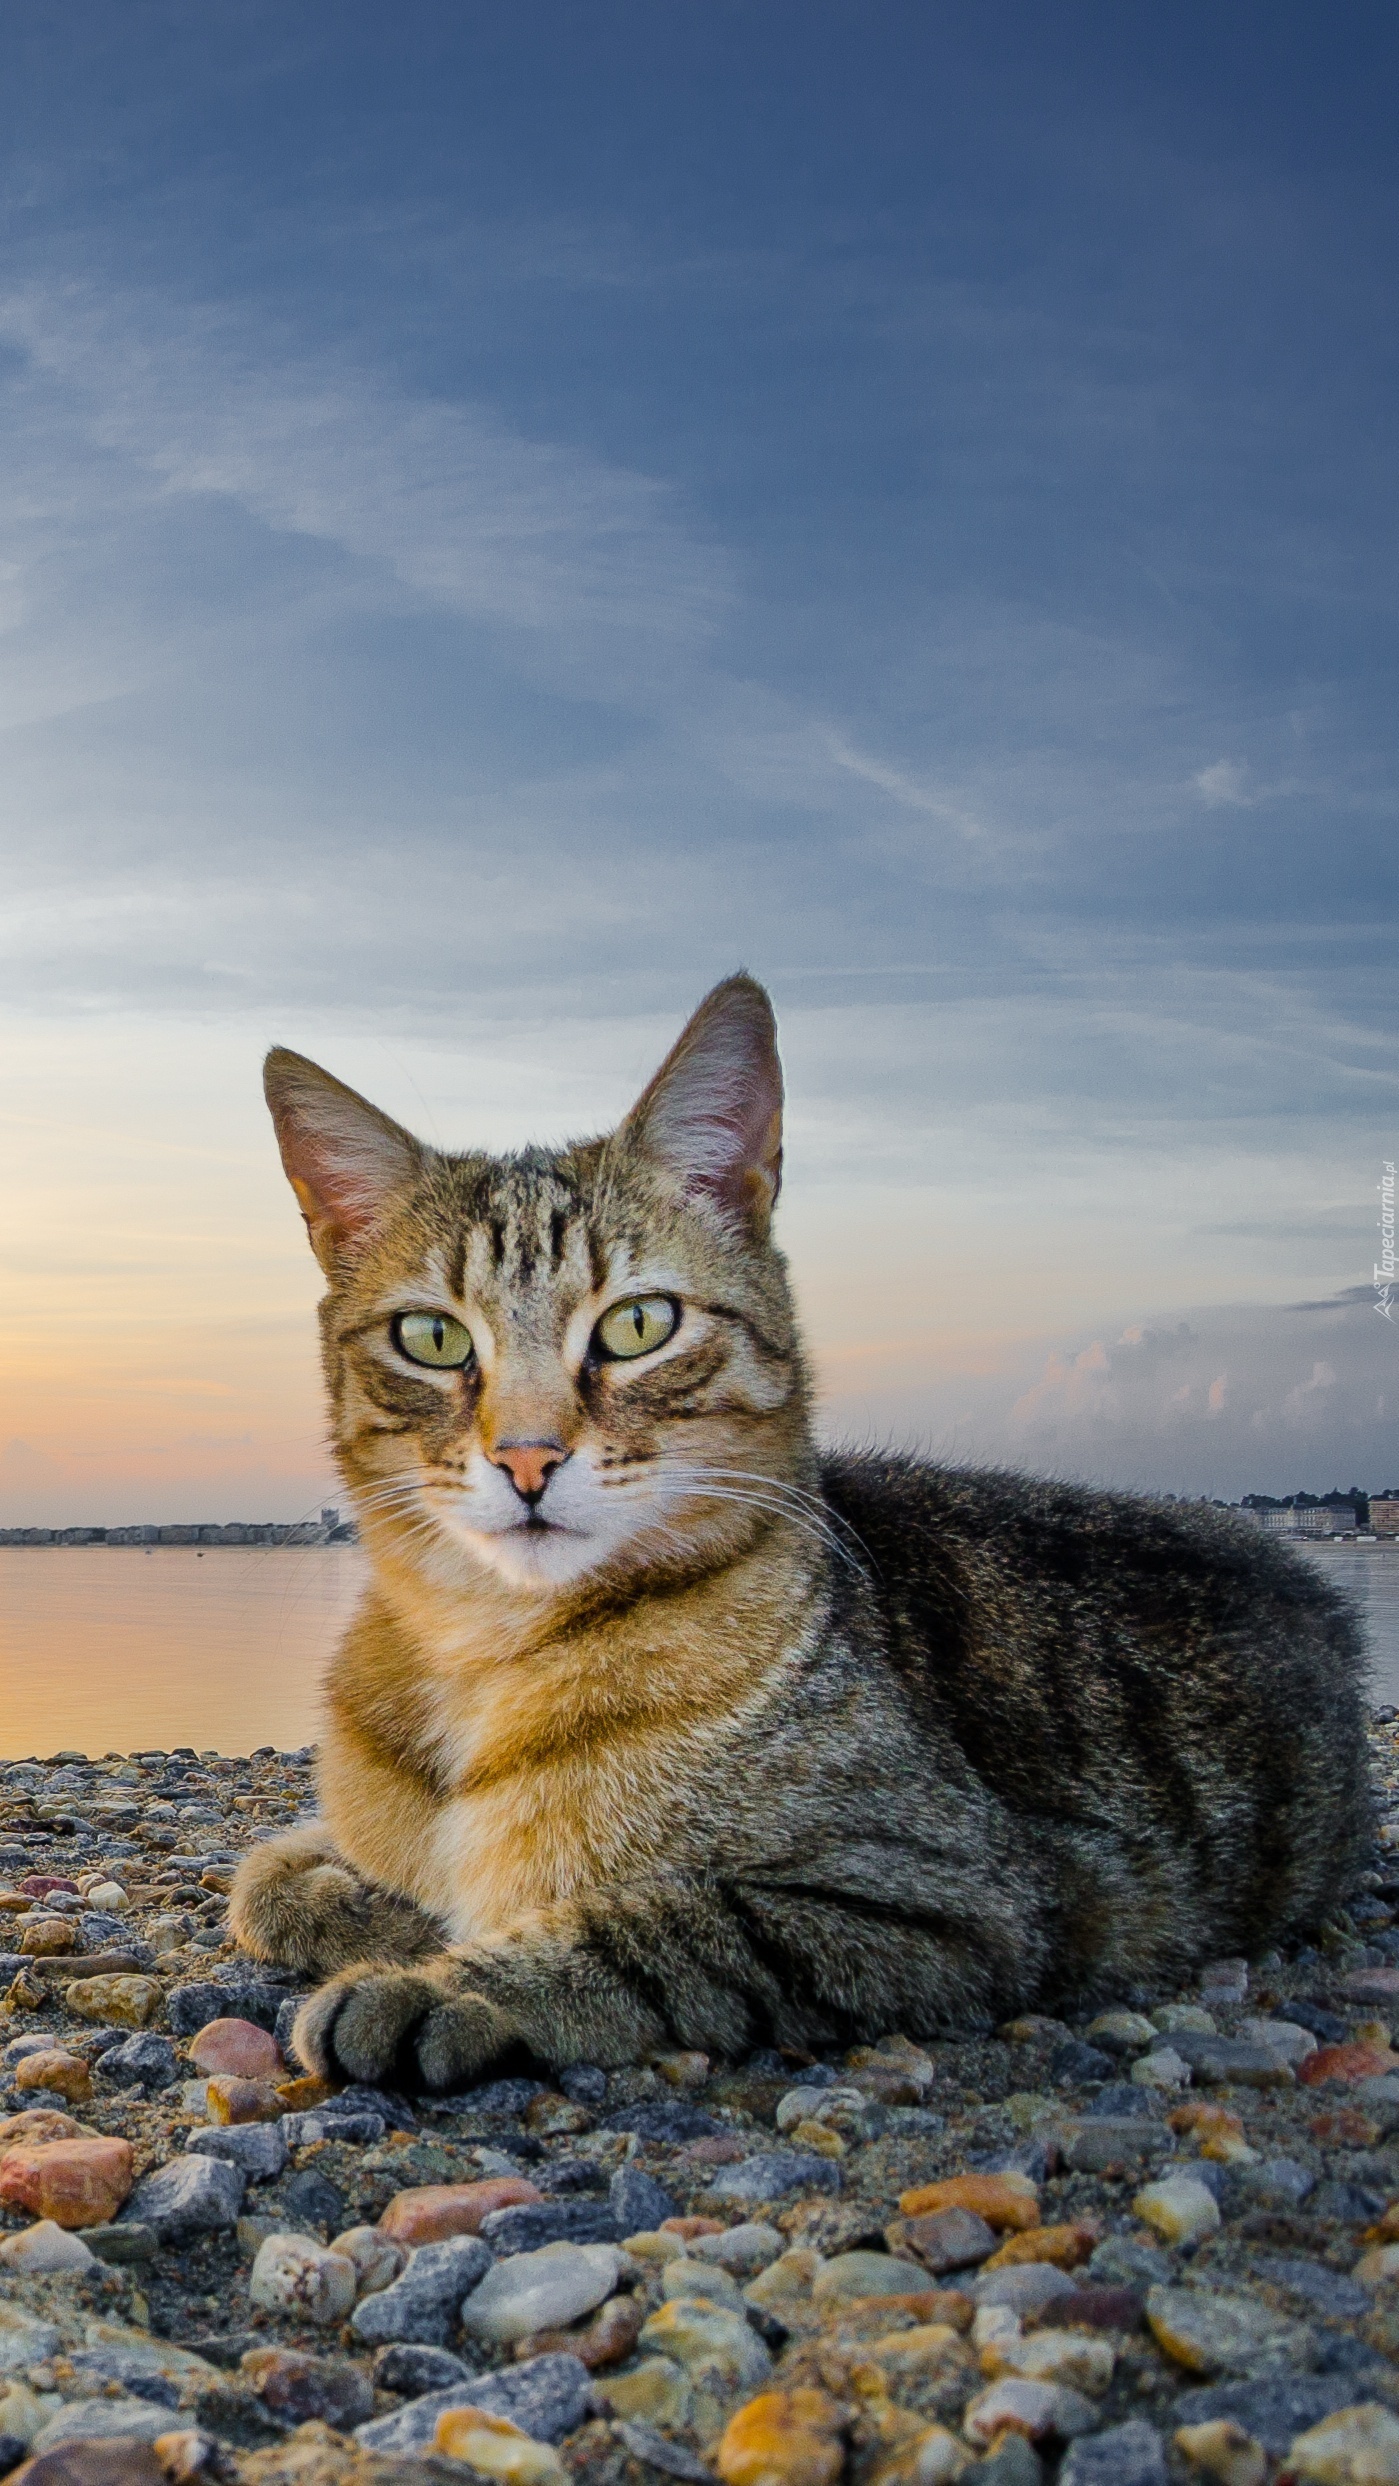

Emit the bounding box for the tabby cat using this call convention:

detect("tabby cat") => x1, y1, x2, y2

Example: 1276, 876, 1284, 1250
230, 975, 1371, 2090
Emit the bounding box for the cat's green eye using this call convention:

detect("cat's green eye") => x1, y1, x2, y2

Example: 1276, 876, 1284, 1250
395, 1311, 475, 1370
594, 1296, 679, 1361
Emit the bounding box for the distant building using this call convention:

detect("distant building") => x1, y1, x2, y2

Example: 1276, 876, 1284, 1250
1371, 1496, 1399, 1536
1254, 1505, 1355, 1537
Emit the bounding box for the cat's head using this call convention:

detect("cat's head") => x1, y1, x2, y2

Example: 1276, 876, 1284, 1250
265, 976, 814, 1596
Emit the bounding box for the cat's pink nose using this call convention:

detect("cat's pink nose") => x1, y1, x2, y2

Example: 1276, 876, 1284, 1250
489, 1441, 568, 1504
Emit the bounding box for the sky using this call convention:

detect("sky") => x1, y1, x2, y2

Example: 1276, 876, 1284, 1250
1, 0, 1396, 1524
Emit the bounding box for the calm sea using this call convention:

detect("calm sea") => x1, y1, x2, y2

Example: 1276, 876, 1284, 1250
0, 1545, 365, 1756
3, 1537, 1399, 1758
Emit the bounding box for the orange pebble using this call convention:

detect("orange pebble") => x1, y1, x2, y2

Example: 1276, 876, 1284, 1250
1167, 2102, 1243, 2139
1309, 2107, 1380, 2146
981, 2220, 1099, 2272
898, 2173, 1040, 2232
13, 2052, 93, 2104
188, 2018, 283, 2080
275, 2075, 339, 2110
717, 2390, 846, 2486
0, 2134, 133, 2228
0, 2109, 84, 2146
1298, 2041, 1399, 2085
206, 2075, 284, 2125
378, 2176, 543, 2243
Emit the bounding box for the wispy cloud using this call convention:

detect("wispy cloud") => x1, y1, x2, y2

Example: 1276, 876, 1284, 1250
821, 729, 987, 841
0, 284, 731, 682
1193, 757, 1300, 809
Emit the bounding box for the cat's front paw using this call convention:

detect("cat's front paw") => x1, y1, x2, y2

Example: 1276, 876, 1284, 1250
229, 1824, 443, 1978
293, 1958, 513, 2093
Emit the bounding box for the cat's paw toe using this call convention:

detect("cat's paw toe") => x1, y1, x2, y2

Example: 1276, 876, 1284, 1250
294, 1963, 505, 2092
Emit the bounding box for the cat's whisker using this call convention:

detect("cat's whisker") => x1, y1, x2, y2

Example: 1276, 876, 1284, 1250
651, 1472, 863, 1572
680, 1465, 876, 1567
653, 1460, 869, 1571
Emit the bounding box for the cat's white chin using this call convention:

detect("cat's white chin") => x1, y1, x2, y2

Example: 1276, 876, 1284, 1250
453, 1520, 608, 1590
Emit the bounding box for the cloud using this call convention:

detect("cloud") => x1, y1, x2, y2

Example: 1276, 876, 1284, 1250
1284, 1358, 1338, 1417
982, 1302, 1390, 1493
1010, 1338, 1113, 1427
1195, 758, 1255, 808
1193, 758, 1300, 811
821, 730, 987, 843
0, 283, 731, 693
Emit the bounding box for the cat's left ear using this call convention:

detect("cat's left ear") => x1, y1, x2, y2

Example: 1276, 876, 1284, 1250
623, 974, 784, 1235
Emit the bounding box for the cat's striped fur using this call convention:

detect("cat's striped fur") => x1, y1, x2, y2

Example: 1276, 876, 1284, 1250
229, 976, 1371, 2089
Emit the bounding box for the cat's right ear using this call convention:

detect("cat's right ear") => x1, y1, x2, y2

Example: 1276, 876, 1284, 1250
263, 1049, 425, 1273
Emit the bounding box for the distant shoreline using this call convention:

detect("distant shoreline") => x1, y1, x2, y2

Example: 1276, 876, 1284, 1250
0, 1523, 358, 1547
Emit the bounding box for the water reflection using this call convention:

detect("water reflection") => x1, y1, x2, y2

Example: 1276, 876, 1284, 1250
3, 1534, 1398, 1759
1294, 1541, 1399, 1705
0, 1546, 364, 1756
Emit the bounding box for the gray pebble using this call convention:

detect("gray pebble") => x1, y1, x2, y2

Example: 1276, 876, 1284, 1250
610, 2164, 677, 2233
1236, 2156, 1314, 2208
356, 2352, 589, 2452
1064, 2119, 1161, 2173
1048, 2038, 1114, 2084
350, 2235, 493, 2347
1058, 2419, 1166, 2484
537, 2158, 608, 2197
69, 2350, 179, 2408
901, 2205, 997, 2272
336, 2081, 418, 2131
1166, 2031, 1295, 2086
976, 2439, 1043, 2486
97, 2033, 177, 2091
971, 2264, 1078, 2314
280, 2110, 385, 2147
188, 2123, 288, 2181
1171, 2376, 1358, 2454
612, 2422, 712, 2483
0, 2312, 60, 2374
84, 2223, 157, 2266
372, 2343, 477, 2397
280, 2167, 346, 2233
480, 2200, 622, 2252
453, 2077, 546, 2116
1082, 2083, 1159, 2120
558, 2064, 608, 2106
32, 2402, 177, 2453
1088, 2236, 1172, 2288
1254, 2255, 1372, 2318
708, 2150, 841, 2203
167, 1979, 283, 2034
600, 2100, 720, 2143
79, 1911, 140, 1953
122, 2151, 245, 2241
1309, 2177, 1386, 2223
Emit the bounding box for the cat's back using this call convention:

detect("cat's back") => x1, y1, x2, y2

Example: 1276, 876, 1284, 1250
820, 1450, 1370, 1844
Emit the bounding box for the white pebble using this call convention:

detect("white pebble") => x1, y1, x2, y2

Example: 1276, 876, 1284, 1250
688, 2222, 784, 2276
250, 2231, 357, 2325
0, 2221, 97, 2274
1133, 2172, 1221, 2246
331, 2224, 406, 2298
1132, 2046, 1192, 2089
1240, 2017, 1317, 2066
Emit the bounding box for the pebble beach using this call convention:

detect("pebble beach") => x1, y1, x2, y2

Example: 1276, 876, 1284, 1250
5, 1734, 1399, 2486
